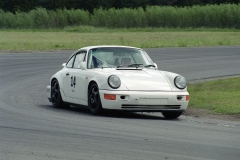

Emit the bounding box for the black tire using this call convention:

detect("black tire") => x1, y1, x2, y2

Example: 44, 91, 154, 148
162, 112, 182, 119
88, 83, 103, 115
51, 79, 67, 108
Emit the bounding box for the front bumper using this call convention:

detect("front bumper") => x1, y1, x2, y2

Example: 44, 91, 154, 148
99, 90, 189, 112
47, 85, 51, 102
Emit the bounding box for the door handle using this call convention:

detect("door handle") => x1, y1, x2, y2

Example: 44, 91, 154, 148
66, 72, 70, 76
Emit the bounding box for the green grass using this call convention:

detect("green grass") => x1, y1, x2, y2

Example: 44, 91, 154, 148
0, 28, 239, 51
63, 26, 240, 33
188, 77, 240, 115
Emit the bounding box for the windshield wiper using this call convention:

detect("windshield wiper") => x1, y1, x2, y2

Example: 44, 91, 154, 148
101, 66, 112, 69
127, 64, 143, 68
144, 64, 156, 68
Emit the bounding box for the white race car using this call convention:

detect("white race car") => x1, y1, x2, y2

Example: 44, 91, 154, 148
47, 45, 189, 119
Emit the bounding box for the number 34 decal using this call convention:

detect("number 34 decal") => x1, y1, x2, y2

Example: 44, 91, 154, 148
71, 76, 76, 88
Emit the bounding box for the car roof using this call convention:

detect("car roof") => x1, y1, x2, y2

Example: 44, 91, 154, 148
66, 45, 142, 63
78, 45, 141, 51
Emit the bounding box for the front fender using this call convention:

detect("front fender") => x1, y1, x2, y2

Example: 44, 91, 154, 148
160, 71, 188, 91
49, 70, 67, 101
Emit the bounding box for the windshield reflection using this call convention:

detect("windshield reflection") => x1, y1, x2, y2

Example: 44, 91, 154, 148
87, 47, 154, 69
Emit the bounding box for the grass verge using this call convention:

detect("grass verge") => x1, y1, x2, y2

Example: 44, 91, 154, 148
0, 28, 239, 51
188, 77, 240, 115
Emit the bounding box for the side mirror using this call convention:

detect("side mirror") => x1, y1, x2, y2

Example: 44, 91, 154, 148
62, 63, 66, 67
154, 63, 158, 70
79, 62, 86, 70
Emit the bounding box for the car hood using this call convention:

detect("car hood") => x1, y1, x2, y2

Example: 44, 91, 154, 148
104, 68, 172, 91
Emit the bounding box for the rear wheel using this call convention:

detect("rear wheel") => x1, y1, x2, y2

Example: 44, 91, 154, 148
88, 83, 103, 115
51, 79, 68, 108
162, 112, 182, 119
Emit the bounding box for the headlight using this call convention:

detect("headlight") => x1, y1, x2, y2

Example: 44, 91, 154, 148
108, 75, 121, 89
174, 76, 187, 89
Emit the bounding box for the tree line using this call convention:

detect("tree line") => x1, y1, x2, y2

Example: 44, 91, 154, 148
0, 0, 240, 13
1, 4, 239, 29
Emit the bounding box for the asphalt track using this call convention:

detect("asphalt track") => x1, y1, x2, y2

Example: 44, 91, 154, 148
0, 46, 240, 160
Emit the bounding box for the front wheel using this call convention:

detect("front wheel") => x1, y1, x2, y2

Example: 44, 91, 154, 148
51, 79, 68, 108
162, 112, 182, 119
88, 83, 103, 115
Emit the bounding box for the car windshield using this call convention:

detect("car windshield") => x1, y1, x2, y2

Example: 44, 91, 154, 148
87, 47, 155, 69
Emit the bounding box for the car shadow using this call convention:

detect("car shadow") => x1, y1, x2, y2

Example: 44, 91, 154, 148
101, 110, 167, 120
40, 105, 181, 121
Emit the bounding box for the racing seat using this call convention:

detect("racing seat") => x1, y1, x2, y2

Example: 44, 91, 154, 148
114, 58, 120, 66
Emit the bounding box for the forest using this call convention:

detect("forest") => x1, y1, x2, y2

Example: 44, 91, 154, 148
0, 0, 239, 12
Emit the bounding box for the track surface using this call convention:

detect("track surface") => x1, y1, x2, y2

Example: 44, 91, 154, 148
0, 47, 240, 160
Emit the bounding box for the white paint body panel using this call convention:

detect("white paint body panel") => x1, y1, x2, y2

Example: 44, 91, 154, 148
99, 90, 188, 111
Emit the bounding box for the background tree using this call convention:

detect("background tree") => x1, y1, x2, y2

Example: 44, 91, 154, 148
0, 0, 239, 12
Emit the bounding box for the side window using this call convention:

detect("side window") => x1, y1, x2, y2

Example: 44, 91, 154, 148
73, 52, 86, 69
66, 56, 75, 68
